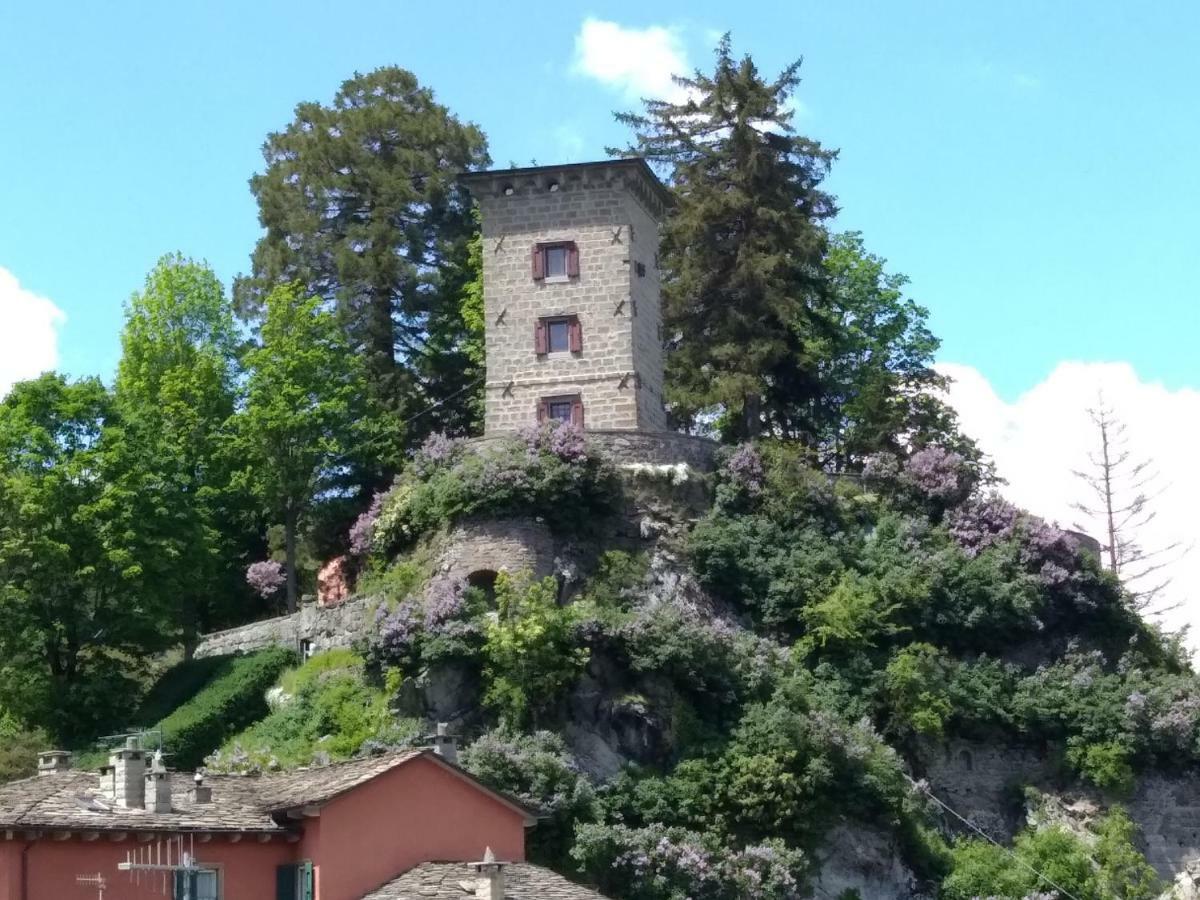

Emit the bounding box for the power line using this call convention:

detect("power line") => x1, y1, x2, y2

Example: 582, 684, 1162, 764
398, 376, 484, 428
911, 778, 1098, 900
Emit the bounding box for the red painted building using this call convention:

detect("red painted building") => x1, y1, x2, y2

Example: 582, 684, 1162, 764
0, 744, 606, 900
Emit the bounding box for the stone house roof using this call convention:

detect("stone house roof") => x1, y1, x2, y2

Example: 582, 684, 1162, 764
361, 862, 611, 900
0, 749, 532, 834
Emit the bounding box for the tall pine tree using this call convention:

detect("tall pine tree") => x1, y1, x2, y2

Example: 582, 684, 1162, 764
236, 67, 490, 478
617, 36, 838, 440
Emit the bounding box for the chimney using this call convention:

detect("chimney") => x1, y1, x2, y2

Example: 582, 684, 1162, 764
144, 749, 172, 813
471, 847, 506, 900
37, 750, 72, 776
189, 771, 212, 804
432, 722, 458, 765
110, 737, 147, 809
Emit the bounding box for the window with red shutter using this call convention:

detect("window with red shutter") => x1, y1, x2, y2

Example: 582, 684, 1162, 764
541, 395, 579, 425
535, 242, 579, 281
537, 316, 580, 354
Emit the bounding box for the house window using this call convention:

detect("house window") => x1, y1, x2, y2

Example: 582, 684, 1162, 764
174, 869, 220, 900
535, 316, 581, 354
276, 862, 314, 900
538, 395, 584, 427
532, 242, 579, 281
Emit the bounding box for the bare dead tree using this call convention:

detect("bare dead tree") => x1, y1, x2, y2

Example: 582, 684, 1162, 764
1072, 400, 1188, 614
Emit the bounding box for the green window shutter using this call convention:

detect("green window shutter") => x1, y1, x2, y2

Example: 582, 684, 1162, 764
276, 864, 297, 900
174, 870, 187, 900
300, 861, 314, 900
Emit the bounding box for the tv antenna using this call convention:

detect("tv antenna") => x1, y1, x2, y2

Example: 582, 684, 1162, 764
75, 873, 106, 900
118, 834, 209, 895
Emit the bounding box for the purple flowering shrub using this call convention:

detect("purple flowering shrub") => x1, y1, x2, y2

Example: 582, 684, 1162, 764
348, 490, 386, 557
246, 560, 286, 599
369, 573, 483, 670
863, 445, 977, 515
572, 824, 808, 900
370, 427, 614, 552
462, 728, 598, 867
723, 443, 765, 496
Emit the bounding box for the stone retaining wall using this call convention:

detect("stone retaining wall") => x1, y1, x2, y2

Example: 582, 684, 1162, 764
194, 593, 376, 659
465, 429, 717, 472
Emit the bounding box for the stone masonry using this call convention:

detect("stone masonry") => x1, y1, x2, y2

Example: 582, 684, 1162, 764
461, 160, 671, 434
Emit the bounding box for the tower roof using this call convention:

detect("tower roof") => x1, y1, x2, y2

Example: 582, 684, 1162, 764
460, 158, 672, 220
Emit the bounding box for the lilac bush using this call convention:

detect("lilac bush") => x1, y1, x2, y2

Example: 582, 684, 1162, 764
246, 560, 286, 598
572, 823, 807, 900
370, 426, 613, 552
375, 598, 422, 662
348, 490, 386, 557
724, 443, 765, 496
424, 573, 468, 629
519, 420, 588, 463
904, 445, 972, 504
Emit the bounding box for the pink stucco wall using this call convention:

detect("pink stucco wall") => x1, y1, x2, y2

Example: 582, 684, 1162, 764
301, 756, 528, 900
0, 757, 528, 900
0, 833, 295, 900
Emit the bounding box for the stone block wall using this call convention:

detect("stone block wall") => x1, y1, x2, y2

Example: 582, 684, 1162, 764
470, 163, 668, 434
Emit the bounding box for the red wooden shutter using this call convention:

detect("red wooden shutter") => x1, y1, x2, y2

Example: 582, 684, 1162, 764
570, 397, 585, 428
531, 244, 545, 280
566, 242, 580, 277
537, 399, 548, 423
534, 319, 548, 354
568, 317, 582, 353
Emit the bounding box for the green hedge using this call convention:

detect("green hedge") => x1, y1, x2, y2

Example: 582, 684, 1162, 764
153, 647, 296, 769
136, 655, 235, 727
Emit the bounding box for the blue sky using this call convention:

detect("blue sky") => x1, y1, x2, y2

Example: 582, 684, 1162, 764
1, 0, 1196, 399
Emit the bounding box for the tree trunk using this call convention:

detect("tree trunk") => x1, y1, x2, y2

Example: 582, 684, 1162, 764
284, 505, 299, 614
742, 392, 763, 440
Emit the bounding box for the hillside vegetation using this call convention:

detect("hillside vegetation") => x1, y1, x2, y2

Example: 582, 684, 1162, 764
194, 431, 1189, 898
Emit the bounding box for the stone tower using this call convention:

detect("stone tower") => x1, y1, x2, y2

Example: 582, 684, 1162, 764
461, 159, 671, 434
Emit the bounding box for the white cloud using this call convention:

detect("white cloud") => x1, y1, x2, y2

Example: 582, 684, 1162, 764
0, 267, 66, 397
940, 361, 1200, 646
572, 17, 691, 103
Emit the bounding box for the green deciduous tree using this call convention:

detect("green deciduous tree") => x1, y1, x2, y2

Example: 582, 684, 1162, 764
114, 254, 248, 648
617, 35, 838, 440
0, 374, 173, 740
237, 66, 490, 474
234, 285, 364, 612
819, 232, 957, 469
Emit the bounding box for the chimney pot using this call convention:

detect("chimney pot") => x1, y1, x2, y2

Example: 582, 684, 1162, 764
432, 722, 458, 765
190, 770, 212, 804
37, 750, 71, 776
109, 738, 147, 809
471, 847, 507, 900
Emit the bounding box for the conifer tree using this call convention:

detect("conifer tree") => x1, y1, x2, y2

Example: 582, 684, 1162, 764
237, 67, 490, 475
617, 36, 838, 440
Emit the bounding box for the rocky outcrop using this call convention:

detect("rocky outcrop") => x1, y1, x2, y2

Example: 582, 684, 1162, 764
813, 825, 920, 900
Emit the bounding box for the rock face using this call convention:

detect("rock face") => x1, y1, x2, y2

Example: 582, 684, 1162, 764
812, 826, 920, 900
921, 738, 1200, 880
